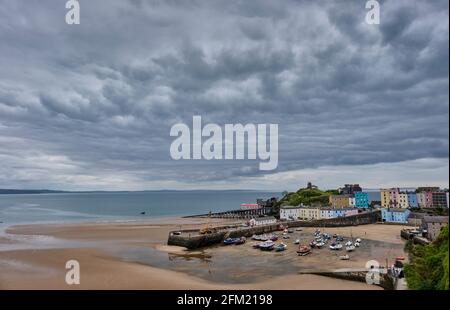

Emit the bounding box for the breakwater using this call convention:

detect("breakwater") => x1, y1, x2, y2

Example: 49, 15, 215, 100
168, 210, 381, 249
307, 268, 395, 290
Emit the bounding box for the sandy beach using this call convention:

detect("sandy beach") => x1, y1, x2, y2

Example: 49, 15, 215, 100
0, 218, 408, 290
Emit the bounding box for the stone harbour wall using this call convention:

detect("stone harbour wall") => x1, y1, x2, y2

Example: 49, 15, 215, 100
168, 210, 381, 249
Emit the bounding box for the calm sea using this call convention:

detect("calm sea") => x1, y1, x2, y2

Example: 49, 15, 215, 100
0, 191, 280, 227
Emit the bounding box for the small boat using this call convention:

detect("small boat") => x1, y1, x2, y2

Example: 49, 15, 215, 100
294, 239, 300, 244
223, 238, 237, 245
172, 231, 182, 236
140, 211, 146, 215
329, 243, 342, 250
295, 228, 303, 232
274, 243, 287, 252
287, 229, 294, 233
356, 238, 362, 243
309, 240, 317, 248
336, 236, 344, 242
354, 242, 360, 247
259, 241, 275, 251
282, 235, 290, 239
339, 254, 350, 260
234, 237, 246, 245
346, 245, 355, 252
322, 233, 329, 240
297, 245, 311, 256
315, 241, 325, 248
345, 241, 353, 247
396, 256, 406, 261
269, 235, 278, 241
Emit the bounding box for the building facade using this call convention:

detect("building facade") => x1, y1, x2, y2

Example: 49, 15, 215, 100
280, 205, 301, 220
339, 184, 362, 195
381, 208, 410, 223
407, 191, 418, 208
422, 216, 449, 241
329, 195, 351, 208
432, 192, 448, 208
398, 192, 409, 209
298, 208, 320, 220
354, 192, 369, 209
348, 197, 356, 207
417, 191, 433, 208
380, 188, 400, 208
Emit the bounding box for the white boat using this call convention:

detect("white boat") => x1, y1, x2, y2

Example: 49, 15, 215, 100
345, 241, 353, 247
356, 238, 362, 243
294, 239, 300, 244
329, 243, 342, 250
315, 241, 325, 248
339, 254, 350, 260
346, 245, 355, 252
354, 242, 360, 247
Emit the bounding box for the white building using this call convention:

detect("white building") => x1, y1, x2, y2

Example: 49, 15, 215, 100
349, 197, 356, 207
249, 216, 277, 227
280, 205, 302, 220
299, 208, 320, 220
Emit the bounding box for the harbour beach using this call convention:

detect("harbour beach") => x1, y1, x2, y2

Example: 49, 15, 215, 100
0, 217, 407, 290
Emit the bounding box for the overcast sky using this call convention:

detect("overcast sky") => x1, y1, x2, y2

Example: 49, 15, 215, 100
0, 0, 448, 191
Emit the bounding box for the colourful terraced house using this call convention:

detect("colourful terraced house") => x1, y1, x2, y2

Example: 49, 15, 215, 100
354, 192, 369, 209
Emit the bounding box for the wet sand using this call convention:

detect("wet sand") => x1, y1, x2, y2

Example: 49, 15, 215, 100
0, 219, 407, 290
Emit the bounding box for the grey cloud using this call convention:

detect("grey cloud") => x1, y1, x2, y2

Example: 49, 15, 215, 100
0, 0, 448, 189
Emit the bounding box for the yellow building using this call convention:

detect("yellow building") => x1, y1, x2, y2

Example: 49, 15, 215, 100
329, 195, 350, 208
398, 192, 409, 209
298, 207, 320, 220
380, 188, 400, 208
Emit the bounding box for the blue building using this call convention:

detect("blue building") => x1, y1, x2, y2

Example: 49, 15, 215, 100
381, 208, 411, 223
407, 191, 418, 208
331, 209, 347, 218
354, 192, 369, 209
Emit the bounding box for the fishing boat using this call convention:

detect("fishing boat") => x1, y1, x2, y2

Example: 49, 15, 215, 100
329, 243, 343, 250
294, 239, 300, 244
339, 254, 350, 260
354, 242, 360, 247
297, 245, 311, 256
259, 241, 275, 251
223, 238, 238, 245
346, 245, 355, 252
356, 238, 362, 243
274, 243, 287, 252
269, 235, 278, 241
322, 233, 329, 240
309, 240, 317, 248
345, 241, 353, 247
315, 241, 325, 248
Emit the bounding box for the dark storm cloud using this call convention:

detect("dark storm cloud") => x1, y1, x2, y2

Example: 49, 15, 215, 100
0, 0, 448, 190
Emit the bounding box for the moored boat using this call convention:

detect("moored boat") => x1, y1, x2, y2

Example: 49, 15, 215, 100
234, 237, 246, 245
259, 241, 275, 251
297, 245, 311, 256
346, 245, 355, 252
339, 254, 350, 260
274, 243, 287, 252
294, 239, 300, 244
223, 237, 237, 245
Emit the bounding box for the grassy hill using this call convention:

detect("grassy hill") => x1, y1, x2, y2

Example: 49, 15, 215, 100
404, 225, 449, 290
274, 187, 337, 214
